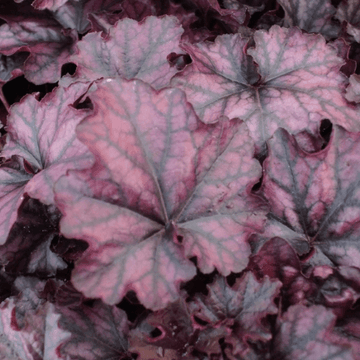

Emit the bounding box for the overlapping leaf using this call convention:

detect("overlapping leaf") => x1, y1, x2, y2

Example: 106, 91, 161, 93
0, 83, 93, 245
278, 0, 339, 39
56, 300, 130, 360
274, 305, 355, 359
54, 77, 266, 310
188, 273, 281, 353
0, 17, 76, 84
261, 125, 360, 267
172, 26, 360, 150
61, 16, 184, 90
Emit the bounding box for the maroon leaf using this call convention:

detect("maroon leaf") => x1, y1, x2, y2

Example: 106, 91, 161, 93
188, 272, 281, 352
56, 300, 130, 360
278, 0, 339, 39
275, 305, 355, 359
2, 82, 94, 206
54, 78, 266, 309
61, 16, 184, 90
172, 26, 360, 150
0, 17, 76, 84
262, 126, 360, 267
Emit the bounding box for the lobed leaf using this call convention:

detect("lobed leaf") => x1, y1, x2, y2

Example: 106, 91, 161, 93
61, 16, 184, 89
262, 126, 360, 267
55, 77, 266, 310
172, 26, 360, 150
275, 305, 354, 359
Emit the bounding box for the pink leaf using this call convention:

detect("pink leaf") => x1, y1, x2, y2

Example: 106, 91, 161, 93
54, 78, 266, 309
31, 0, 69, 11
56, 300, 130, 360
262, 126, 360, 267
189, 273, 281, 344
0, 18, 76, 84
2, 82, 94, 205
62, 16, 184, 89
275, 305, 355, 359
172, 26, 360, 150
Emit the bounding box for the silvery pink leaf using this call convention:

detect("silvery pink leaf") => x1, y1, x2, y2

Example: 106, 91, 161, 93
56, 300, 130, 360
262, 126, 360, 267
275, 305, 355, 359
54, 78, 266, 310
172, 26, 360, 151
2, 82, 94, 205
189, 273, 281, 344
0, 18, 76, 84
61, 16, 184, 89
278, 0, 339, 39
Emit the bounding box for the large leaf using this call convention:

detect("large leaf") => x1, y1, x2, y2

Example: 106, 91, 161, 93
54, 78, 266, 310
274, 305, 355, 359
261, 126, 360, 267
56, 300, 130, 360
278, 0, 339, 39
0, 17, 76, 84
2, 82, 94, 205
172, 26, 360, 150
61, 16, 184, 90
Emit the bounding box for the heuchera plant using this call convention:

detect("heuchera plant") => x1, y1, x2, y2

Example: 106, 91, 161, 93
2, 0, 360, 358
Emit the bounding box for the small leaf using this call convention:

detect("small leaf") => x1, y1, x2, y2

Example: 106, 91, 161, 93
61, 16, 184, 89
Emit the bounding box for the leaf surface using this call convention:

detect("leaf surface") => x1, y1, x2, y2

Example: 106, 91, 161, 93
262, 126, 360, 267
278, 0, 338, 39
0, 18, 76, 84
55, 78, 266, 309
62, 16, 184, 89
275, 305, 354, 359
336, 0, 360, 42
56, 300, 130, 360
189, 273, 281, 345
0, 158, 31, 245
2, 82, 94, 205
172, 26, 359, 150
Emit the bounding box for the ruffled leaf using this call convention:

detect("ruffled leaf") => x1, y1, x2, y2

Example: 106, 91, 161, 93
172, 26, 360, 150
61, 16, 184, 89
55, 78, 266, 310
